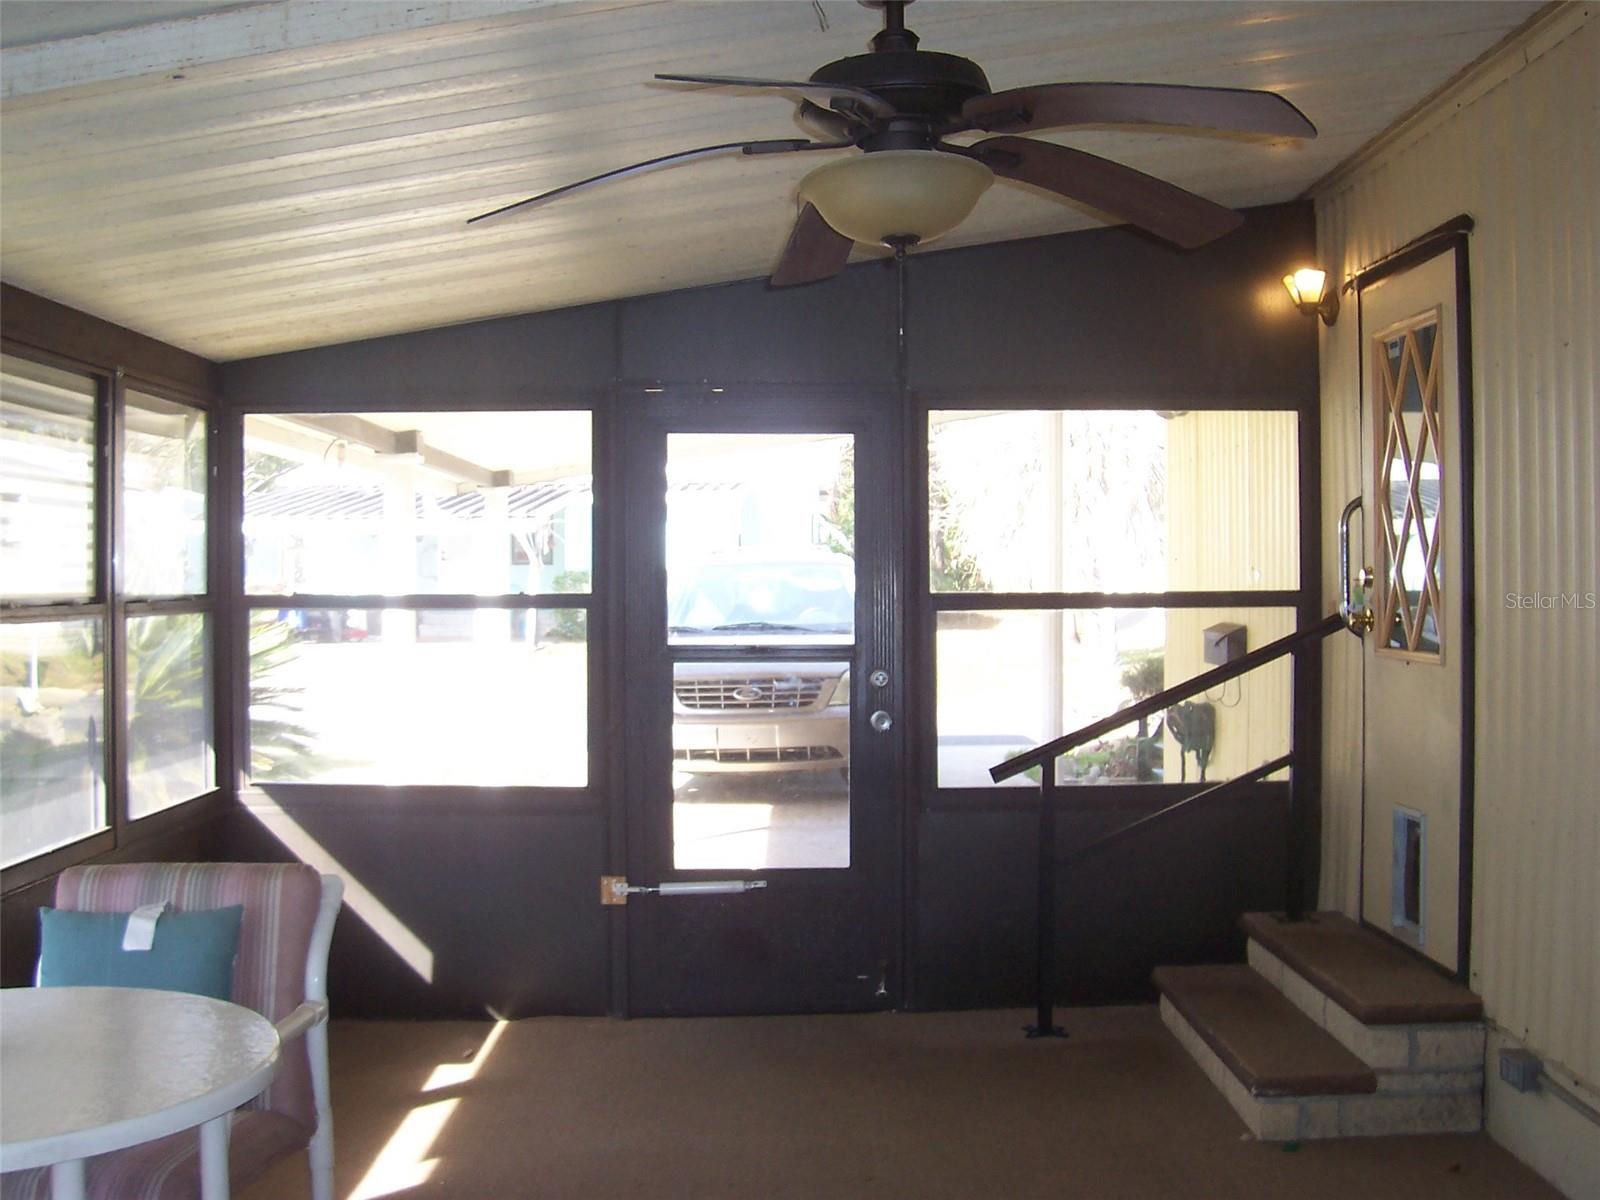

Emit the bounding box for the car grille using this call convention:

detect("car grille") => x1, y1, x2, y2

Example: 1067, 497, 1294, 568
674, 675, 829, 711
675, 746, 844, 764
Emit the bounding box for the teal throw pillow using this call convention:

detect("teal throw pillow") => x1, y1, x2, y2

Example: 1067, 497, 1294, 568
37, 905, 244, 1001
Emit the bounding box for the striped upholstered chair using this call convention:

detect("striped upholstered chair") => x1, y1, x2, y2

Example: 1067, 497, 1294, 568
2, 863, 342, 1200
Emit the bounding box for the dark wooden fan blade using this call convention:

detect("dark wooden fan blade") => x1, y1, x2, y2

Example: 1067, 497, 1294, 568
770, 204, 854, 288
656, 73, 896, 120
966, 136, 1243, 248
965, 82, 1316, 139
467, 139, 839, 226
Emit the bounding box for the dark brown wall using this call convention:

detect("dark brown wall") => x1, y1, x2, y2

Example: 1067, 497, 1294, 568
222, 302, 616, 406
907, 203, 1317, 402
224, 791, 607, 1018
917, 787, 1292, 1010
213, 202, 1317, 1018
620, 259, 899, 385
5, 203, 1317, 1016
222, 204, 1315, 399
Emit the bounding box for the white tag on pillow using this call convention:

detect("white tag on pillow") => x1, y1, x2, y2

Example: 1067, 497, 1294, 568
122, 902, 168, 952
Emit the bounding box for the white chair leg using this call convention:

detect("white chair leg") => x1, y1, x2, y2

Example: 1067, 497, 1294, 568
306, 1019, 335, 1200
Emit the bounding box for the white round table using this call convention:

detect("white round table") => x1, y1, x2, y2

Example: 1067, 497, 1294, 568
0, 986, 280, 1200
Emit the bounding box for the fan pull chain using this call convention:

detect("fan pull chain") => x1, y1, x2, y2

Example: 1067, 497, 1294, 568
893, 241, 909, 390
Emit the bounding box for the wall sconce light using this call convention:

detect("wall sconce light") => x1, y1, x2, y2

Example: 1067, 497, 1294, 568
1282, 267, 1339, 325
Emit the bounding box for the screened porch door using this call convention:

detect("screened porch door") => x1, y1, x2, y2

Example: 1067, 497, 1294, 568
618, 393, 902, 1016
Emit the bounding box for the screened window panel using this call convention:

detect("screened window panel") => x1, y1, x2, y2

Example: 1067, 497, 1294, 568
248, 608, 587, 787
1, 355, 98, 602
0, 618, 107, 866
126, 613, 215, 818
124, 391, 207, 596
936, 607, 1294, 788
243, 412, 592, 596
929, 410, 1299, 594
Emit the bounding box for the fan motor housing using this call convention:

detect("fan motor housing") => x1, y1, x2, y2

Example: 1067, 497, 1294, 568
810, 50, 990, 124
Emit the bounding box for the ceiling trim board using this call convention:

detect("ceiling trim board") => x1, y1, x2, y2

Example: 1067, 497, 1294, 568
0, 282, 220, 395
1305, 0, 1585, 199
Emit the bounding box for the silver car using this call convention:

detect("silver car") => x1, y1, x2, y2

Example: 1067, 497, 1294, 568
668, 556, 853, 774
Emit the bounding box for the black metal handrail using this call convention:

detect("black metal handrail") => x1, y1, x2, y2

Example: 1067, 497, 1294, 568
1057, 753, 1293, 870
997, 613, 1346, 1039
991, 614, 1343, 783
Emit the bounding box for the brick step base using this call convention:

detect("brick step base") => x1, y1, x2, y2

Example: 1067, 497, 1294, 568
1248, 938, 1486, 1076
1160, 994, 1483, 1141
1240, 911, 1482, 1024
1155, 916, 1488, 1142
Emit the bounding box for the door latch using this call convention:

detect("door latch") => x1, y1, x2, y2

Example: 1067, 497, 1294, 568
600, 876, 769, 906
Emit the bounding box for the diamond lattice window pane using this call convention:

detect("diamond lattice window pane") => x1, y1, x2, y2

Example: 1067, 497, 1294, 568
1375, 320, 1443, 655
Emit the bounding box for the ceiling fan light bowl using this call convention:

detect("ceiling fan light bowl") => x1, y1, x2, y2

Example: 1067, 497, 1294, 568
799, 150, 993, 247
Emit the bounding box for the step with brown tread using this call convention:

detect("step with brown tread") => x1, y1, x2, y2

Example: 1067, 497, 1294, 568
1241, 911, 1482, 1025
1153, 963, 1377, 1098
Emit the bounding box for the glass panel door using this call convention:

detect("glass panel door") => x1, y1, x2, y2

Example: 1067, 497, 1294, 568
622, 396, 900, 1017
666, 433, 856, 871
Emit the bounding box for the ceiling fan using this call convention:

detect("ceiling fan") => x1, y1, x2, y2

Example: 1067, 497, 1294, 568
468, 0, 1317, 287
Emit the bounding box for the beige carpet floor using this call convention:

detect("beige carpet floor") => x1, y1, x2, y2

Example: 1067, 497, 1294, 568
242, 1006, 1559, 1199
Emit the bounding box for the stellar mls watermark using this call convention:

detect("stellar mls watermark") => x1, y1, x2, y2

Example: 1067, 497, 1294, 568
1504, 590, 1597, 610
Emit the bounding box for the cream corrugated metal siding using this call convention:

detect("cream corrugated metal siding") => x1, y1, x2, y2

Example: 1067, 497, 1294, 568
1314, 6, 1599, 1084
1165, 410, 1300, 780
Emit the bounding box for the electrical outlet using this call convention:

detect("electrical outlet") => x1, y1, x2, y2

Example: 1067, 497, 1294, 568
1499, 1047, 1542, 1093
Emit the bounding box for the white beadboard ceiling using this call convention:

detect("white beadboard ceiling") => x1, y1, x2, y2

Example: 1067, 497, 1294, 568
0, 0, 1541, 362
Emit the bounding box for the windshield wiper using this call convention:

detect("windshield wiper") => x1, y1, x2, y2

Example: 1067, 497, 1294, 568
668, 625, 710, 634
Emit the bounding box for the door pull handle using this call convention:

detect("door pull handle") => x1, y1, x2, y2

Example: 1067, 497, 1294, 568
1339, 496, 1375, 636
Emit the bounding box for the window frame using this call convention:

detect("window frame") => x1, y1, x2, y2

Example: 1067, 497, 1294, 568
229, 399, 606, 806
913, 393, 1321, 810
122, 382, 218, 819
1, 346, 223, 890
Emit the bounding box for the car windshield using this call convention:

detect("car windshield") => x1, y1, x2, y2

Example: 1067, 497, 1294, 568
668, 560, 855, 635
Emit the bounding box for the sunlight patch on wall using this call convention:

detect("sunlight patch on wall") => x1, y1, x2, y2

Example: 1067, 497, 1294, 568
243, 793, 435, 982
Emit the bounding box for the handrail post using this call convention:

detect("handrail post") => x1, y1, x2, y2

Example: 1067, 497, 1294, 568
1027, 761, 1067, 1039
1285, 641, 1307, 921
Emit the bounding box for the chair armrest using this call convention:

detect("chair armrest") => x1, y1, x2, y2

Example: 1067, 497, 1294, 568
276, 1000, 329, 1043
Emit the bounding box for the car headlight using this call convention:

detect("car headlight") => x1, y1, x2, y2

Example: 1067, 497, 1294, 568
827, 669, 851, 708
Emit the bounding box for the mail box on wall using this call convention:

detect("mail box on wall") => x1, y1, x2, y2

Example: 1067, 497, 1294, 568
1203, 622, 1246, 665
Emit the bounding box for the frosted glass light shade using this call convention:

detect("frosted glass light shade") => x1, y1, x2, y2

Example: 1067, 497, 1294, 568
799, 150, 994, 246
1282, 266, 1340, 324
1281, 268, 1328, 307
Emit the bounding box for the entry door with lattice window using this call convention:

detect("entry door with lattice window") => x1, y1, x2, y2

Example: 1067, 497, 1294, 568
1359, 252, 1466, 974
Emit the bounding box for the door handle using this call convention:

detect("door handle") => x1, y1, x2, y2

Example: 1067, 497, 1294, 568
1339, 495, 1375, 636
